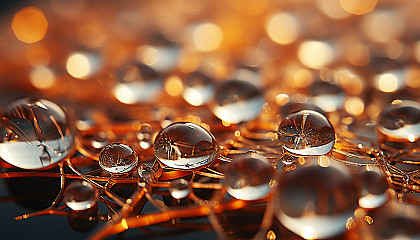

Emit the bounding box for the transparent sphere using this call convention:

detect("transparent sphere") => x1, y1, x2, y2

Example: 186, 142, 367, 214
276, 157, 359, 239
137, 36, 179, 73
279, 101, 325, 120
64, 181, 98, 211
277, 110, 335, 156
138, 164, 155, 187
112, 63, 163, 104
153, 122, 218, 170
377, 100, 420, 151
182, 71, 215, 106
224, 153, 276, 201
308, 81, 345, 112
0, 98, 75, 169
169, 179, 191, 199
357, 167, 388, 209
99, 143, 138, 174
212, 80, 264, 124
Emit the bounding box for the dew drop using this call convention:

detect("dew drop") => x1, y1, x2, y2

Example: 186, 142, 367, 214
169, 179, 191, 199
99, 143, 138, 174
64, 181, 97, 211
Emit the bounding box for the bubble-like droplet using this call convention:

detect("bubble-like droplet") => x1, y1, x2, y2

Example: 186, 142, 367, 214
112, 63, 163, 104
277, 110, 335, 156
308, 81, 345, 112
278, 101, 325, 120
138, 164, 155, 187
212, 80, 264, 124
357, 167, 388, 209
169, 179, 191, 199
99, 143, 138, 174
0, 98, 75, 169
182, 71, 215, 106
224, 153, 275, 201
276, 157, 359, 239
377, 100, 420, 151
64, 181, 97, 211
153, 122, 218, 170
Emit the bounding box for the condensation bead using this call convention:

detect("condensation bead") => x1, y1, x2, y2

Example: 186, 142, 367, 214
276, 157, 359, 239
138, 164, 155, 187
153, 122, 218, 170
112, 63, 163, 104
99, 143, 138, 174
212, 80, 264, 124
169, 179, 191, 199
224, 153, 276, 201
64, 181, 98, 211
357, 167, 388, 209
277, 110, 335, 156
377, 100, 420, 151
308, 81, 345, 112
0, 98, 75, 169
182, 71, 215, 106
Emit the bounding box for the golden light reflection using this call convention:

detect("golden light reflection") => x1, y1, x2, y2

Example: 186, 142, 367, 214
275, 94, 290, 106
362, 10, 404, 43
266, 230, 276, 240
26, 45, 50, 67
344, 37, 370, 66
317, 0, 351, 19
298, 41, 334, 69
302, 227, 316, 239
406, 67, 420, 88
364, 215, 374, 224
318, 155, 330, 167
136, 45, 159, 66
340, 0, 377, 15
335, 69, 364, 95
344, 97, 364, 116
165, 75, 183, 97
12, 7, 48, 44
266, 12, 300, 45
29, 67, 55, 89
193, 23, 223, 52
78, 24, 106, 49
66, 52, 99, 79
375, 71, 404, 93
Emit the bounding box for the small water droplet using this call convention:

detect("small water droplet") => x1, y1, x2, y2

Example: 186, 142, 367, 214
169, 179, 191, 199
99, 143, 138, 174
64, 181, 97, 211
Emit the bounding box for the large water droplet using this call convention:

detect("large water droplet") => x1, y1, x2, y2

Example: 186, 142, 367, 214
0, 98, 75, 169
224, 153, 275, 201
153, 122, 218, 170
64, 181, 97, 211
276, 157, 359, 239
277, 110, 335, 156
112, 63, 163, 104
377, 100, 420, 151
212, 80, 264, 124
99, 143, 138, 174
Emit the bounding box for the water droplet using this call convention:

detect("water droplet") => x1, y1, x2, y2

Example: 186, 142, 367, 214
377, 100, 420, 151
99, 143, 138, 174
212, 80, 264, 124
138, 164, 155, 187
277, 110, 335, 156
224, 153, 275, 200
64, 181, 97, 211
136, 36, 179, 73
278, 101, 325, 120
182, 71, 215, 106
112, 63, 163, 104
308, 81, 345, 112
276, 157, 359, 239
169, 179, 191, 199
358, 167, 388, 209
153, 122, 218, 170
0, 98, 75, 169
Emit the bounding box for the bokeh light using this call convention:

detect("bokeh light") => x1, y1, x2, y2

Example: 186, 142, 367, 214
193, 23, 223, 52
340, 0, 377, 15
266, 12, 300, 45
12, 7, 48, 44
298, 41, 335, 69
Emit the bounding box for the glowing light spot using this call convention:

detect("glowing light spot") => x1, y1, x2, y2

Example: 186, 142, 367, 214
303, 227, 316, 239
26, 46, 50, 67
66, 52, 100, 79
408, 134, 416, 142
298, 41, 334, 69
318, 156, 331, 168
317, 0, 351, 19
183, 88, 205, 106
266, 230, 276, 240
165, 76, 183, 97
391, 99, 403, 105
340, 0, 377, 15
362, 10, 404, 43
113, 85, 135, 104
298, 157, 305, 165
375, 73, 400, 92
275, 94, 290, 106
193, 23, 223, 52
121, 219, 128, 229
12, 7, 48, 44
136, 45, 159, 66
29, 67, 55, 89
266, 12, 300, 45
293, 68, 313, 88
344, 97, 364, 116
364, 215, 373, 224
78, 24, 106, 49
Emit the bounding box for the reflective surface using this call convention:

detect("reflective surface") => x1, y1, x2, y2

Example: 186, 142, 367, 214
98, 143, 138, 174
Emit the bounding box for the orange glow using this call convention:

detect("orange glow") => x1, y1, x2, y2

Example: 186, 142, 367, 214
165, 76, 183, 97
78, 24, 106, 48
266, 12, 300, 45
298, 41, 334, 69
193, 23, 223, 52
318, 155, 330, 167
12, 7, 48, 44
362, 10, 404, 43
344, 97, 364, 116
317, 0, 351, 19
266, 230, 276, 240
340, 0, 377, 15
29, 67, 55, 89
26, 45, 50, 67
